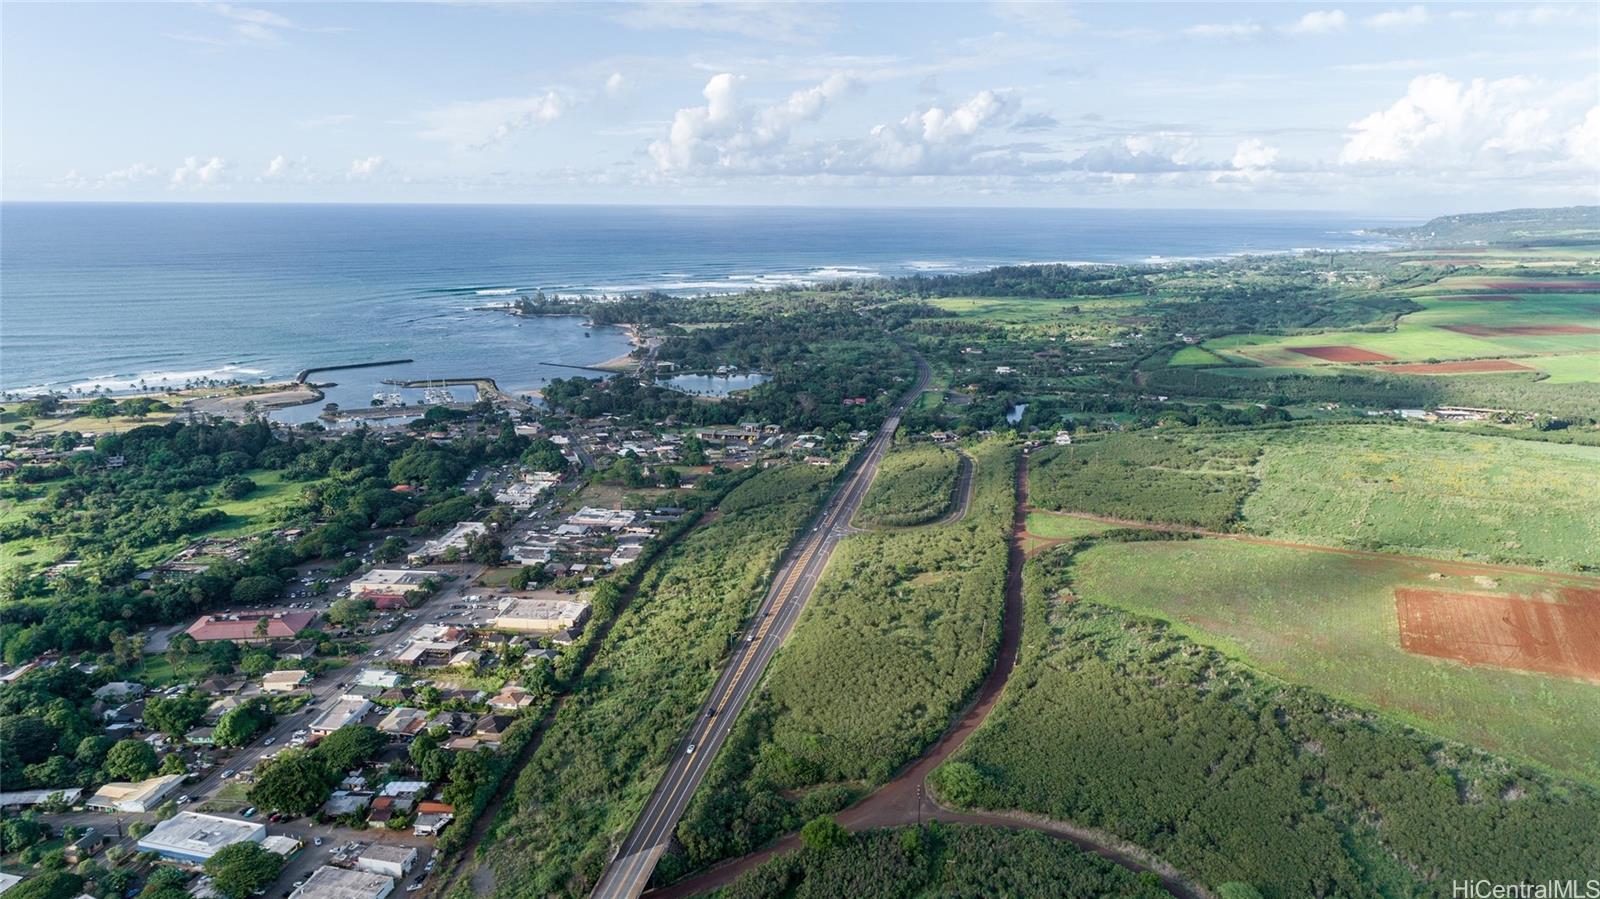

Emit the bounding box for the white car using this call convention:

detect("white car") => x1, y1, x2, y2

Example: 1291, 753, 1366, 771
686, 743, 696, 754
263, 737, 276, 746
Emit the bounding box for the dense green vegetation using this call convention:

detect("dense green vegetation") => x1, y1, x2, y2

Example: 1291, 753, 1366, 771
714, 824, 1171, 899
854, 443, 959, 527
666, 442, 1015, 881
934, 543, 1600, 899
1028, 433, 1257, 530
482, 464, 835, 897
1070, 537, 1600, 782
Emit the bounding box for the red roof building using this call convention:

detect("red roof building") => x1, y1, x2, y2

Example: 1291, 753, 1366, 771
185, 610, 317, 643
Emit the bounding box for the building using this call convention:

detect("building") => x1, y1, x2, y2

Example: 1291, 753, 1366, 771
607, 544, 645, 567
494, 481, 550, 509
489, 594, 591, 635
567, 507, 636, 529
408, 521, 487, 564
261, 670, 311, 692
309, 698, 372, 737
355, 844, 417, 880
136, 812, 266, 864
348, 570, 441, 600
92, 681, 146, 702
412, 801, 454, 837
87, 774, 183, 813
261, 834, 301, 857
186, 610, 317, 643
63, 832, 109, 864
0, 788, 83, 811
355, 669, 402, 689
290, 865, 394, 899
376, 707, 429, 741
1053, 431, 1073, 446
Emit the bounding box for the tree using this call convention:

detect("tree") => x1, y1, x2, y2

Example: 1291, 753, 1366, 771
247, 751, 334, 816
205, 639, 242, 673
143, 693, 208, 738
464, 531, 505, 566
215, 475, 256, 501
232, 575, 283, 606
313, 725, 383, 773
214, 699, 273, 748
239, 650, 273, 677
0, 715, 59, 766
103, 739, 158, 781
0, 815, 47, 854
203, 843, 284, 899
325, 597, 374, 628
166, 632, 199, 676
6, 871, 83, 899
799, 815, 851, 852
1218, 885, 1266, 899
75, 735, 114, 769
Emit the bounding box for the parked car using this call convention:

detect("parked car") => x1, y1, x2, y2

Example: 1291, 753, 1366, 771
241, 806, 257, 817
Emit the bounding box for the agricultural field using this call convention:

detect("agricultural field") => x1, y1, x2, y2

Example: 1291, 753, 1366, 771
1026, 433, 1257, 530
668, 442, 1016, 879
1232, 425, 1600, 570
854, 443, 959, 527
714, 824, 1170, 899
479, 463, 833, 898
934, 549, 1600, 899
1201, 275, 1600, 374
1166, 345, 1227, 366
1023, 511, 1117, 540
1069, 537, 1600, 782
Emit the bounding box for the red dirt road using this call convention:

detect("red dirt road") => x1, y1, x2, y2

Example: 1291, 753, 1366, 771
647, 458, 1207, 899
1287, 345, 1397, 363
1396, 586, 1600, 682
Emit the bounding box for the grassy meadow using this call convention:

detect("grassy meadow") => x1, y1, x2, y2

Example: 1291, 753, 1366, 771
854, 443, 960, 527
1069, 537, 1600, 783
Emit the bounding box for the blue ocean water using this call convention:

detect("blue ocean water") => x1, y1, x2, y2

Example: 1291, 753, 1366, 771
0, 203, 1406, 395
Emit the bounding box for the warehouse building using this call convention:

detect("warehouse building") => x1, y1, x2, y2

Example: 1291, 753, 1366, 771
87, 774, 183, 813
291, 865, 394, 899
489, 594, 591, 634
136, 812, 266, 864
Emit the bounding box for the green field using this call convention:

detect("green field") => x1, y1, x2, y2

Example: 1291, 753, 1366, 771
1233, 426, 1600, 570
1023, 511, 1117, 539
1531, 353, 1600, 383
1070, 537, 1600, 782
855, 443, 959, 527
1167, 345, 1228, 366
1028, 425, 1600, 571
934, 551, 1600, 899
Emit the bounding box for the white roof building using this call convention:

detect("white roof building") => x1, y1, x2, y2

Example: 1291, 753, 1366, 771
354, 844, 417, 880
86, 774, 183, 813
409, 522, 487, 563
290, 866, 394, 899
490, 594, 592, 634
136, 812, 266, 864
567, 507, 636, 529
309, 698, 372, 736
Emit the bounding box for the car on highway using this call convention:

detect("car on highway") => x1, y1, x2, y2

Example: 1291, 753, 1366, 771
686, 743, 695, 754
221, 769, 236, 779
263, 737, 275, 746
176, 795, 191, 805
313, 837, 324, 846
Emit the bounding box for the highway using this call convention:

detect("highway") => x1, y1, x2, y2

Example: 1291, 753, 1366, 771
590, 351, 931, 899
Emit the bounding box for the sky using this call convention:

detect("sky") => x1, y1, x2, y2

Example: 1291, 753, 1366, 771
3, 1, 1597, 212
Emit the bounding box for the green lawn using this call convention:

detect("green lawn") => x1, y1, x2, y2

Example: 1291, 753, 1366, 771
1023, 511, 1116, 539
1069, 537, 1600, 784
1167, 345, 1229, 366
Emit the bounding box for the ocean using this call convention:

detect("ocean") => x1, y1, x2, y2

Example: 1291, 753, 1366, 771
0, 203, 1406, 398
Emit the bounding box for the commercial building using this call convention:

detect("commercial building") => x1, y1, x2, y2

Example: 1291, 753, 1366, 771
309, 697, 372, 737
348, 570, 440, 600
136, 812, 266, 864
407, 522, 487, 564
186, 610, 317, 643
86, 774, 183, 813
290, 866, 394, 899
0, 788, 83, 811
354, 844, 417, 880
489, 594, 591, 635
567, 507, 636, 529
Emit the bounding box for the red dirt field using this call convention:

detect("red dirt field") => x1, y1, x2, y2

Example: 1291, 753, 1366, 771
1434, 294, 1520, 302
1485, 280, 1600, 292
1287, 345, 1396, 363
1387, 359, 1535, 374
1395, 587, 1600, 682
1440, 324, 1600, 337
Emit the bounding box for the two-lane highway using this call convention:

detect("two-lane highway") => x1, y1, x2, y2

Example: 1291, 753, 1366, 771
590, 352, 931, 899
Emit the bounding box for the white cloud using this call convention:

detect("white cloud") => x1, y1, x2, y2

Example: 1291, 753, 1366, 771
176, 3, 339, 46
988, 1, 1084, 36
1282, 10, 1347, 35
1183, 21, 1263, 40
258, 155, 316, 182
611, 2, 834, 43
418, 92, 567, 150
102, 162, 163, 185
649, 72, 857, 172
349, 156, 386, 178
1340, 73, 1595, 176
1495, 5, 1594, 27
1363, 6, 1428, 30
170, 156, 227, 186
1232, 138, 1280, 169
605, 72, 627, 97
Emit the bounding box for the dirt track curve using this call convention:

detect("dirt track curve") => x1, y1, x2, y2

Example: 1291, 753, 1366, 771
648, 456, 1208, 899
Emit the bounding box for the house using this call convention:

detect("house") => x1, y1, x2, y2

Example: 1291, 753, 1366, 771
309, 698, 372, 737
0, 788, 83, 811
355, 844, 416, 880
92, 681, 146, 702
186, 610, 317, 644
290, 866, 394, 899
185, 726, 216, 746
394, 640, 460, 667
87, 774, 183, 813
63, 833, 109, 865
136, 812, 265, 864
261, 835, 302, 857
489, 594, 591, 635
365, 796, 401, 827
412, 802, 455, 837
487, 686, 536, 712
376, 707, 429, 741
321, 791, 372, 818
261, 670, 311, 693
277, 640, 317, 661
1053, 431, 1073, 446
474, 714, 514, 741
607, 544, 645, 567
